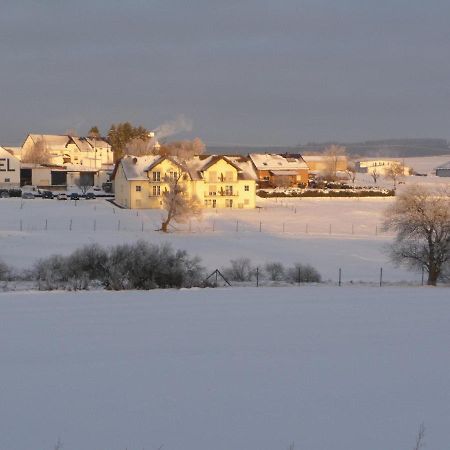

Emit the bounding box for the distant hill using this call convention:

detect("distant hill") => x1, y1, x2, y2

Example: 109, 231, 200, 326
208, 139, 450, 158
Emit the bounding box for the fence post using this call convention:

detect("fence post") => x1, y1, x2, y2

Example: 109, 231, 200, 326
259, 221, 262, 232
20, 219, 22, 232
298, 267, 301, 284
212, 219, 215, 232
329, 224, 332, 235
256, 267, 259, 287
141, 221, 144, 232
93, 219, 96, 232
45, 219, 48, 231
379, 267, 383, 287
421, 266, 425, 286
236, 220, 239, 232
351, 224, 354, 235
282, 223, 285, 233
305, 223, 308, 234
338, 268, 342, 287
69, 219, 72, 231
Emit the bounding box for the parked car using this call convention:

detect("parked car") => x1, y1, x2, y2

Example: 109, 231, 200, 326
57, 193, 68, 201
41, 190, 54, 199
22, 192, 35, 199
85, 192, 96, 200
69, 192, 80, 200
0, 190, 10, 198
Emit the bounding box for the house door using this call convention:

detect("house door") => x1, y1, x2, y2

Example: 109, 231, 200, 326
212, 199, 216, 208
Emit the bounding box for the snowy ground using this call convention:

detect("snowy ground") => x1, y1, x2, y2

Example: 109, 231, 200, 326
0, 196, 416, 283
1, 286, 450, 450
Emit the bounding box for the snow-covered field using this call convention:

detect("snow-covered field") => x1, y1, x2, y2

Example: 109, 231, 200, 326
1, 164, 449, 450
0, 196, 420, 283
1, 286, 450, 450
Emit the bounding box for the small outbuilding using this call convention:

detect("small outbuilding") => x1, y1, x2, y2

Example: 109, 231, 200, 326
435, 161, 450, 177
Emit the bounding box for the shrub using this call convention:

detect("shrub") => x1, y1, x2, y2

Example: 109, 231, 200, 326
33, 242, 205, 291
223, 257, 255, 282
287, 263, 322, 283
264, 262, 285, 281
0, 259, 11, 281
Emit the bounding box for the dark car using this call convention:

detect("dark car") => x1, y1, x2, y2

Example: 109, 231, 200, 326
85, 192, 96, 200
42, 190, 54, 199
70, 193, 80, 200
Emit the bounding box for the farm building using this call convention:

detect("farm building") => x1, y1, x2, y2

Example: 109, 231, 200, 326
435, 161, 450, 177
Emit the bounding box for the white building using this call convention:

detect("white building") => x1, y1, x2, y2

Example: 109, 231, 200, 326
0, 146, 21, 188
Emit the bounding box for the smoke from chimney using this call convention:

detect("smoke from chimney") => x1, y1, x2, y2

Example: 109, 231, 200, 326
153, 114, 193, 140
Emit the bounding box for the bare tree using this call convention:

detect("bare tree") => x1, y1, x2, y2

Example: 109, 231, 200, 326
160, 174, 201, 233
75, 176, 93, 195
346, 161, 357, 184
323, 144, 346, 181
158, 138, 206, 160
370, 168, 380, 184
384, 185, 450, 285
22, 138, 51, 164
385, 162, 404, 189
412, 423, 425, 450
125, 137, 153, 156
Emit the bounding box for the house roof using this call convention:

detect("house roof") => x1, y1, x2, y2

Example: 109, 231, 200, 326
114, 155, 160, 181
249, 153, 308, 171
113, 154, 258, 182
26, 134, 110, 152
435, 161, 450, 170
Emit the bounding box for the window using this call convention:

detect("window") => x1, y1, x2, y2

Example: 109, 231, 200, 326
136, 185, 141, 192
153, 171, 161, 182
225, 199, 233, 208
244, 185, 249, 191
152, 185, 161, 196
4, 178, 10, 182
225, 185, 233, 196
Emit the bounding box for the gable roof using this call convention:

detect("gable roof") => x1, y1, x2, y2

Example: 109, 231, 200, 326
25, 134, 110, 152
249, 153, 308, 171
435, 160, 450, 170
145, 155, 189, 174
113, 155, 160, 181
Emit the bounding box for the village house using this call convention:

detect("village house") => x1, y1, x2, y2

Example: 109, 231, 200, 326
248, 153, 309, 187
18, 134, 114, 188
0, 146, 21, 188
112, 154, 257, 209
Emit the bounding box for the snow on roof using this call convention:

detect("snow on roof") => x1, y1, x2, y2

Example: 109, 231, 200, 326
0, 146, 20, 160
249, 153, 308, 171
119, 155, 160, 181
435, 160, 450, 170
189, 155, 256, 181
27, 134, 109, 152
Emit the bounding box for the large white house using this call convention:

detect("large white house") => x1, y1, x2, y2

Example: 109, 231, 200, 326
17, 134, 114, 188
113, 154, 257, 209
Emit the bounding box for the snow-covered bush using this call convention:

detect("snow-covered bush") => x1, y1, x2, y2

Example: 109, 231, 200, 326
33, 241, 205, 291
0, 259, 11, 281
264, 262, 286, 281
223, 257, 255, 282
287, 263, 322, 283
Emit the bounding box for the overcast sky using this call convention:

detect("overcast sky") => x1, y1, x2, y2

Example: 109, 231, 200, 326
1, 0, 449, 146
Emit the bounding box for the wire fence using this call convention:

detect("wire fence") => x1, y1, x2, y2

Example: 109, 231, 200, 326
0, 201, 394, 237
